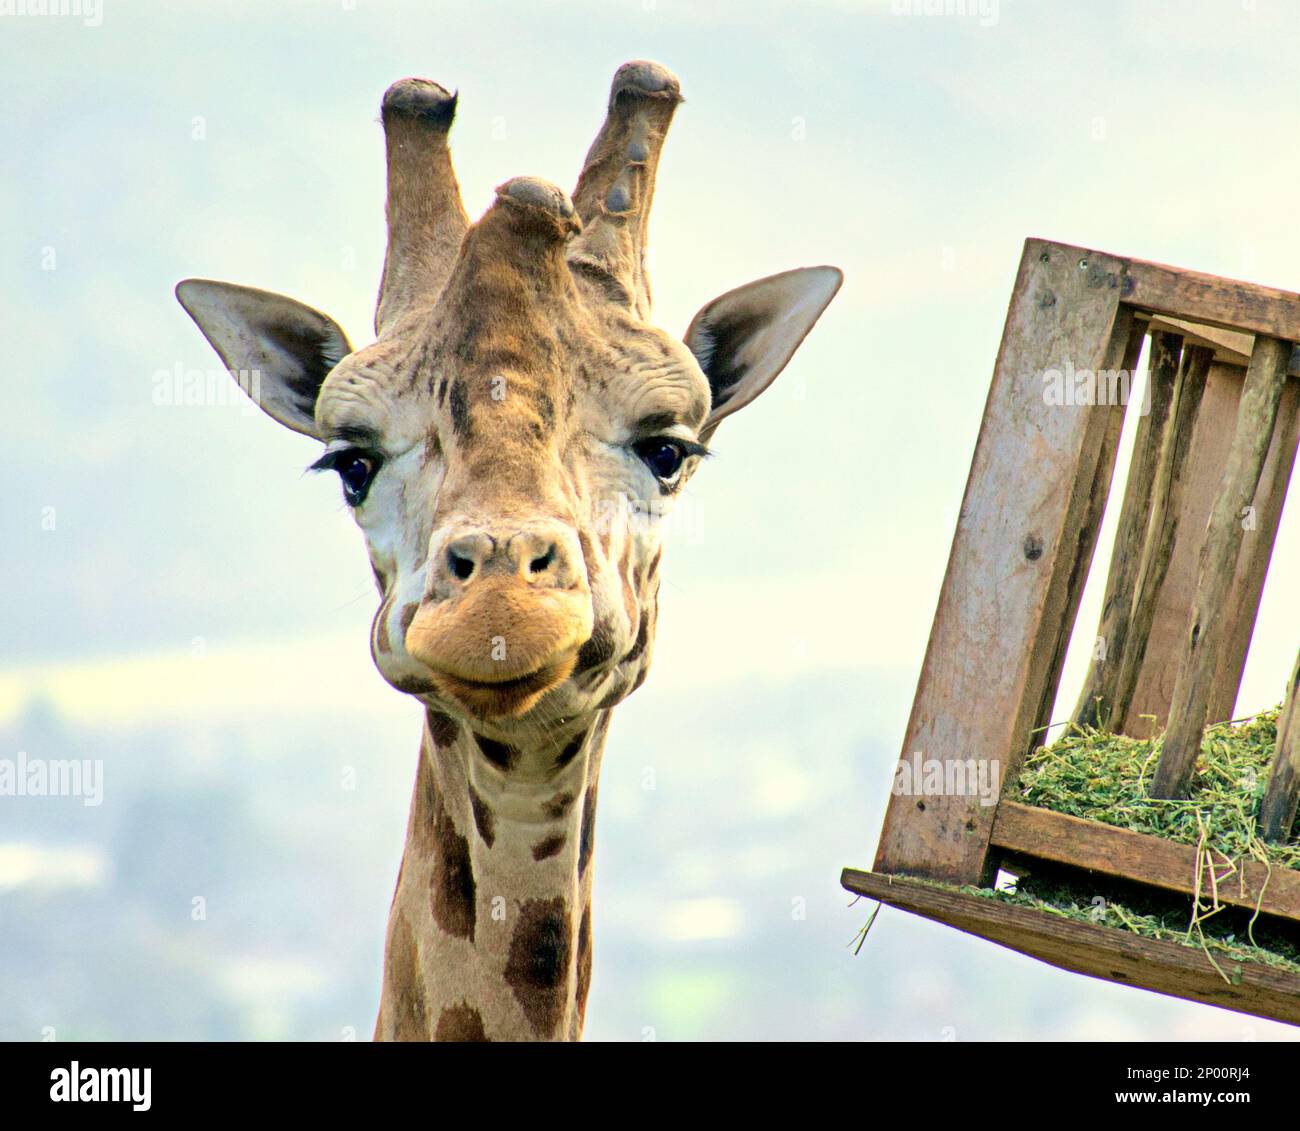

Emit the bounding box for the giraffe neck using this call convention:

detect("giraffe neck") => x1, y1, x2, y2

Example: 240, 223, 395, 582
375, 705, 612, 1041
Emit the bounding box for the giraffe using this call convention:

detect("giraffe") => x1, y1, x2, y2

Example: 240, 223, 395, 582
176, 60, 841, 1041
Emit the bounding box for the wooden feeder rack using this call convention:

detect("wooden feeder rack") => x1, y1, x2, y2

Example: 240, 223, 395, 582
843, 238, 1300, 1026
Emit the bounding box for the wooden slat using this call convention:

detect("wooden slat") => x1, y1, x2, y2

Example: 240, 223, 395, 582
873, 239, 1126, 884
1216, 377, 1300, 710
1261, 652, 1300, 843
1124, 360, 1291, 735
1018, 309, 1143, 765
1038, 309, 1141, 735
1153, 337, 1293, 797
1140, 314, 1300, 377
1113, 345, 1213, 733
1141, 315, 1252, 367
1123, 254, 1300, 342
841, 868, 1300, 1026
990, 801, 1300, 922
1074, 331, 1181, 730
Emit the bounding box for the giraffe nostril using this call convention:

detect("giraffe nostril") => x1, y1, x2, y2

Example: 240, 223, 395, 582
448, 549, 476, 581
529, 544, 557, 575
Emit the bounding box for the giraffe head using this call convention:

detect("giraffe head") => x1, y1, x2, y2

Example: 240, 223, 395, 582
177, 61, 840, 736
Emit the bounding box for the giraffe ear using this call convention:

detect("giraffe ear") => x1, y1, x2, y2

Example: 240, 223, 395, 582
175, 279, 352, 438
685, 266, 842, 441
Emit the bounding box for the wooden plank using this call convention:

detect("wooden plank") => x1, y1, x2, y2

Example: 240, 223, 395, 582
1261, 652, 1300, 843
1124, 360, 1297, 738
1216, 377, 1300, 712
1113, 346, 1213, 733
1153, 337, 1293, 798
1123, 363, 1247, 734
873, 239, 1126, 884
1142, 317, 1300, 379
1122, 253, 1300, 342
1141, 314, 1252, 367
1036, 309, 1140, 736
1074, 330, 1181, 730
841, 868, 1300, 1026
990, 801, 1300, 922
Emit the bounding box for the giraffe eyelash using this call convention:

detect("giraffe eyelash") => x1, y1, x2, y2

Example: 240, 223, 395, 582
630, 437, 712, 461
673, 439, 712, 460
308, 447, 382, 474
309, 446, 385, 507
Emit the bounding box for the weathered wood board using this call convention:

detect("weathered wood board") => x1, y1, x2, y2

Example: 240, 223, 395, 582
990, 801, 1300, 922
842, 868, 1300, 1026
874, 240, 1128, 884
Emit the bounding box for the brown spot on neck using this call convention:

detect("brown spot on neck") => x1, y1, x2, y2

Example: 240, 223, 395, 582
578, 783, 598, 879
476, 734, 520, 771
504, 897, 572, 1037
542, 791, 574, 819
426, 709, 461, 748
434, 1002, 490, 1042
419, 754, 476, 941
385, 911, 430, 1040
531, 833, 566, 861
468, 785, 495, 848
575, 904, 593, 1025
556, 729, 587, 768
411, 747, 438, 855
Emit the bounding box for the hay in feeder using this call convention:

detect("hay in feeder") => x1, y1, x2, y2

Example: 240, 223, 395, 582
855, 709, 1300, 980
996, 709, 1299, 979
1017, 707, 1300, 871
980, 872, 1300, 979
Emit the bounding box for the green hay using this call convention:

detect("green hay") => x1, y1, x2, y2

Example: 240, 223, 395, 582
972, 875, 1300, 979
854, 709, 1300, 980
998, 707, 1300, 979
848, 872, 1300, 978
1017, 708, 1300, 872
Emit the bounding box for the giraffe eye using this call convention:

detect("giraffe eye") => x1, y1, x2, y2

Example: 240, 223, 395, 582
311, 448, 381, 506
338, 454, 376, 505
633, 438, 687, 483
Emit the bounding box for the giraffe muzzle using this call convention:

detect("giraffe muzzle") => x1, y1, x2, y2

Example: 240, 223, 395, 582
404, 576, 594, 718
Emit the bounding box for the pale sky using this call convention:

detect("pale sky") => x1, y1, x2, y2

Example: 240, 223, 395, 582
5, 0, 1297, 720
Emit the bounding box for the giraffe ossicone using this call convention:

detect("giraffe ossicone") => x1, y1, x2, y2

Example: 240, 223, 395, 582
176, 60, 841, 1041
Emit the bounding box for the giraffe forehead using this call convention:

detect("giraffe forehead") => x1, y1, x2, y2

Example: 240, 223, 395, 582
603, 351, 710, 426
323, 324, 708, 455
601, 315, 712, 422
314, 335, 421, 444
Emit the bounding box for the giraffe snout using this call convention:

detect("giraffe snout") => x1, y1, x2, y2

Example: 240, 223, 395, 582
404, 522, 594, 718
438, 526, 583, 591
